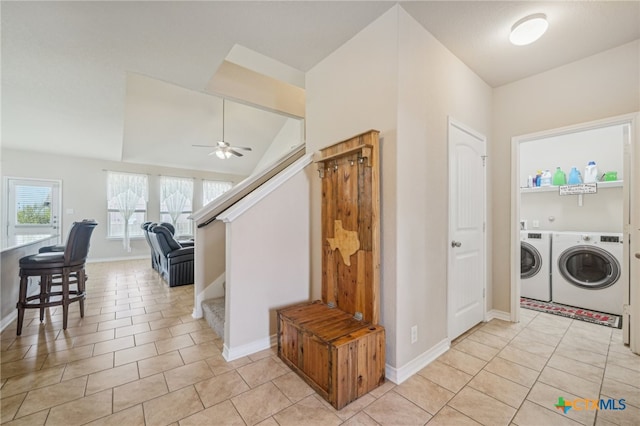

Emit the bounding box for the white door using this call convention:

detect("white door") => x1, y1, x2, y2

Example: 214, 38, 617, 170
448, 118, 486, 340
622, 122, 632, 345
5, 178, 61, 238
629, 115, 640, 354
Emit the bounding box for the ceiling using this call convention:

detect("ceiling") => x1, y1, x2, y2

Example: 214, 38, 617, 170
2, 1, 638, 176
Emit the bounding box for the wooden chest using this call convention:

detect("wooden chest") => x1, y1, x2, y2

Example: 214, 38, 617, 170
277, 130, 385, 410
277, 301, 385, 410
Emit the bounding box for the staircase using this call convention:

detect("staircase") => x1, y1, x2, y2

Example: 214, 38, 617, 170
201, 297, 225, 339
191, 150, 313, 360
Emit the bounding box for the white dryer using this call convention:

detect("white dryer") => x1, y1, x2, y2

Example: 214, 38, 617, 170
552, 232, 624, 315
520, 231, 552, 301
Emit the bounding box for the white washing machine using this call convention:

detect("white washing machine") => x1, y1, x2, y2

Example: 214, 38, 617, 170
520, 231, 552, 301
552, 232, 624, 315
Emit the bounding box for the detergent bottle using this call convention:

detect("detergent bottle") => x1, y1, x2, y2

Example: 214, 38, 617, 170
568, 167, 582, 185
584, 161, 598, 183
540, 169, 552, 186
552, 167, 566, 186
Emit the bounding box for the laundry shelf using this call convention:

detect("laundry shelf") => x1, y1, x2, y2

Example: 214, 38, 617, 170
520, 180, 622, 194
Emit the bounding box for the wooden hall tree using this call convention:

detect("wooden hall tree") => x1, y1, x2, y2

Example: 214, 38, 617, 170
277, 130, 385, 410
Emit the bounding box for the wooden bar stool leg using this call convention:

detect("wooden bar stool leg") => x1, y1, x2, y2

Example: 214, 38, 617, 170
39, 275, 49, 322
62, 269, 70, 330
16, 274, 28, 336
78, 269, 86, 318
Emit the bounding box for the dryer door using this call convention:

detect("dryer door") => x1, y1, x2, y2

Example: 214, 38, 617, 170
521, 242, 542, 279
558, 245, 621, 289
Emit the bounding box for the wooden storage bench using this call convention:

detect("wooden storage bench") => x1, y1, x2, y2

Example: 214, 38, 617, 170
277, 130, 385, 410
277, 301, 385, 409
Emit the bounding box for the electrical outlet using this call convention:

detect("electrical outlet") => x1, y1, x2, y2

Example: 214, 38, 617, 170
411, 325, 418, 344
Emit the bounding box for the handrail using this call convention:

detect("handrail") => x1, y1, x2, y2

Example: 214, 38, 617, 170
190, 144, 306, 228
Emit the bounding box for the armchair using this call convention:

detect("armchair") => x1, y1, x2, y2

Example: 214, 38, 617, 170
157, 222, 194, 247
141, 222, 160, 271
148, 224, 194, 287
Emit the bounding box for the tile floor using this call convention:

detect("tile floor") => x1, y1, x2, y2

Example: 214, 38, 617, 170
1, 259, 639, 425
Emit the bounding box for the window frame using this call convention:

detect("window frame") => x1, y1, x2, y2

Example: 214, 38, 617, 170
202, 179, 233, 206
106, 172, 148, 239
159, 176, 194, 238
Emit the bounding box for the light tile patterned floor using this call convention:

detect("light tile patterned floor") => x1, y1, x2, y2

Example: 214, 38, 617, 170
1, 259, 639, 425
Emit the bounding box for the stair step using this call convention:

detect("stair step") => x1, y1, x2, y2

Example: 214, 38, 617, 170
202, 297, 225, 339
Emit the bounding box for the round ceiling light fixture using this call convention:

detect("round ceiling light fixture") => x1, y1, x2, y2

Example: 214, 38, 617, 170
509, 13, 548, 46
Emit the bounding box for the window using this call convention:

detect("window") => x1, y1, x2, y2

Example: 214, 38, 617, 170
160, 176, 194, 237
202, 180, 232, 205
107, 172, 148, 250
15, 185, 52, 225
6, 178, 61, 237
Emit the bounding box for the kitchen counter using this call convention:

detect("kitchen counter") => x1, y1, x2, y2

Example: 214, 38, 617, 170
1, 234, 59, 253
1, 233, 59, 331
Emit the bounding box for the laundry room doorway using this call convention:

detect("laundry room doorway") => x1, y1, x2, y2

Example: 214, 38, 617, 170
511, 113, 638, 352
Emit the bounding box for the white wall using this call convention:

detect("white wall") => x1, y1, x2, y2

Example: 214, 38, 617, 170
492, 40, 640, 313
519, 124, 625, 186
395, 8, 492, 371
519, 124, 625, 233
193, 219, 226, 319
521, 189, 623, 233
221, 166, 310, 359
306, 6, 400, 366
1, 149, 242, 261
251, 118, 304, 174
307, 6, 492, 378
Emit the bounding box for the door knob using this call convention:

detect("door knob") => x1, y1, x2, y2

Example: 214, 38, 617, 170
451, 240, 462, 248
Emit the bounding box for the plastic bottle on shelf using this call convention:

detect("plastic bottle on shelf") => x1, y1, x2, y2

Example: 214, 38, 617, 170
584, 161, 598, 183
527, 175, 534, 188
568, 167, 582, 185
552, 167, 566, 185
535, 170, 542, 187
540, 169, 552, 186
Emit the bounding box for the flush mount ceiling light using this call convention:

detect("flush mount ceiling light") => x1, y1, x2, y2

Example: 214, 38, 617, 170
509, 13, 548, 46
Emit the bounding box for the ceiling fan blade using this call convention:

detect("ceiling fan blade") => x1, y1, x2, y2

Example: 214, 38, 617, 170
232, 146, 252, 151
229, 148, 244, 157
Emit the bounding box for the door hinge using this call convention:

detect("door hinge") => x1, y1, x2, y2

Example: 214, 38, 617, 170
481, 155, 488, 166
483, 288, 486, 298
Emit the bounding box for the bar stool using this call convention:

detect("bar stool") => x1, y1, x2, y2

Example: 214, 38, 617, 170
16, 220, 97, 335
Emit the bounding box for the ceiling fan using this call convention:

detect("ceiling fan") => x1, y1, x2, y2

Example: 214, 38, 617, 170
192, 99, 253, 159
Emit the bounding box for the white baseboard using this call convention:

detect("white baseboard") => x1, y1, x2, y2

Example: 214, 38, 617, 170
486, 309, 512, 322
87, 255, 149, 263
193, 273, 225, 319
1, 311, 17, 333
384, 338, 450, 384
222, 334, 277, 362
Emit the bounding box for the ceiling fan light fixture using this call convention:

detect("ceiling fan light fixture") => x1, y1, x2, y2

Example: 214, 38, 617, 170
215, 148, 232, 159
509, 13, 548, 46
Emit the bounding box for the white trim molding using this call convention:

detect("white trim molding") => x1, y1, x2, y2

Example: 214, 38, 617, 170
192, 272, 226, 319
486, 309, 511, 322
218, 153, 313, 223
223, 334, 277, 362
1, 311, 17, 333
385, 338, 450, 384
